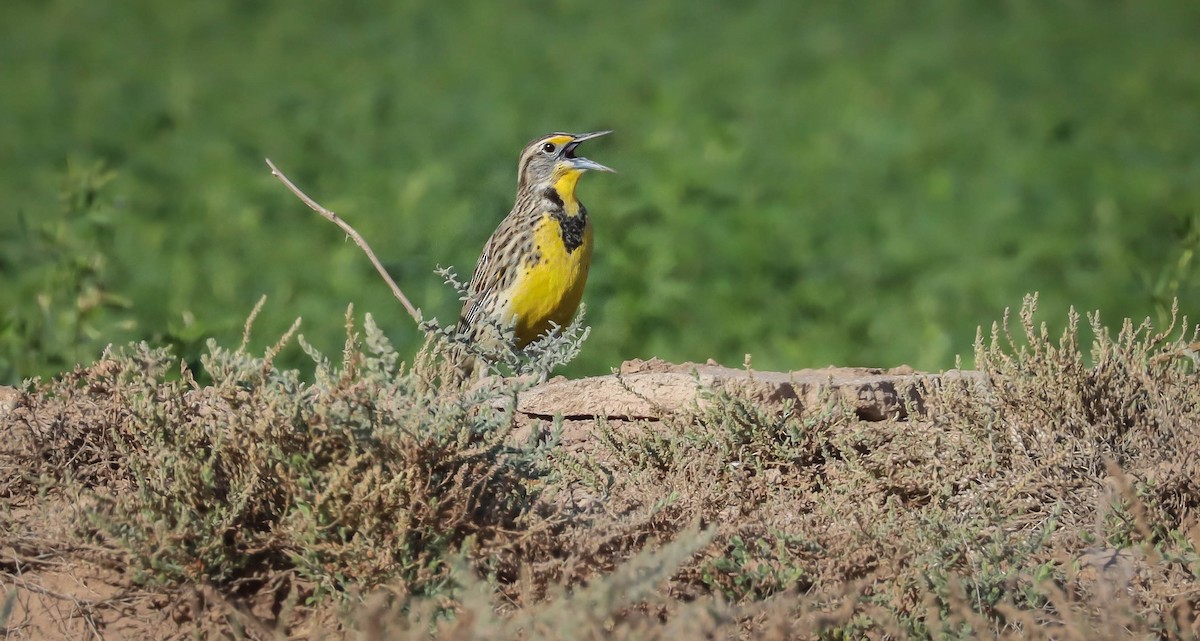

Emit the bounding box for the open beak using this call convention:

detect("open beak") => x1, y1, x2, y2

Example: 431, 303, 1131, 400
564, 130, 615, 173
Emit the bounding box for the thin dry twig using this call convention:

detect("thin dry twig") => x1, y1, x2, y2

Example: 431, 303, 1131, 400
265, 158, 422, 325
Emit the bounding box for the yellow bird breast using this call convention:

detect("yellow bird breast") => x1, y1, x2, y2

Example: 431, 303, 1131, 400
507, 213, 594, 347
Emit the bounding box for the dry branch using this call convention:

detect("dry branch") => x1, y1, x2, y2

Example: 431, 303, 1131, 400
265, 158, 422, 325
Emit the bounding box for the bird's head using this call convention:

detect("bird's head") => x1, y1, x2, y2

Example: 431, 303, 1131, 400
517, 131, 614, 195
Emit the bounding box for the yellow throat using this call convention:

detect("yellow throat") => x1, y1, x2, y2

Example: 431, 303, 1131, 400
507, 166, 594, 346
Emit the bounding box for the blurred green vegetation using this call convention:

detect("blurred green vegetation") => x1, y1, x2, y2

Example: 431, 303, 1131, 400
2, 0, 1198, 383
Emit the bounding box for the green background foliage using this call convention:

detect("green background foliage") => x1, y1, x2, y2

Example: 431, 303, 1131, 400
2, 0, 1198, 382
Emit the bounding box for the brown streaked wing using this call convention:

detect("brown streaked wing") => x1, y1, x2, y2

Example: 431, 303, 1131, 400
460, 215, 521, 328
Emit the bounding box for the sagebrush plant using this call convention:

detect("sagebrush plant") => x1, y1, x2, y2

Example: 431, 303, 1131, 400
914, 294, 1200, 636
513, 297, 1200, 639
941, 293, 1200, 536
4, 295, 1199, 639
348, 530, 733, 641
6, 296, 589, 599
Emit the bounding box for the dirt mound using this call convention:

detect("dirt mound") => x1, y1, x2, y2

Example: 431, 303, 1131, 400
509, 359, 980, 454
519, 358, 978, 421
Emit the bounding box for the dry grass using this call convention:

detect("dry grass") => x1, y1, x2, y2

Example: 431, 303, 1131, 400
2, 295, 1199, 639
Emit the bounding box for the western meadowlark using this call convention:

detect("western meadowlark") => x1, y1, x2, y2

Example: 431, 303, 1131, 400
457, 131, 613, 370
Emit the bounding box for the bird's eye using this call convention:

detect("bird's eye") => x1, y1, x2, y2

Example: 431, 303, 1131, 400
541, 142, 557, 154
